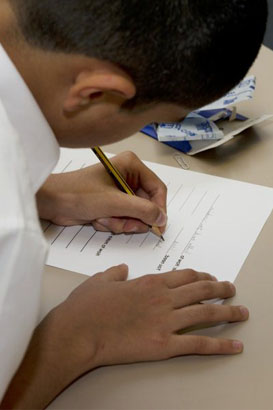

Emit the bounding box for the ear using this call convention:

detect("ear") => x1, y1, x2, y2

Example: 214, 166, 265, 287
63, 68, 136, 112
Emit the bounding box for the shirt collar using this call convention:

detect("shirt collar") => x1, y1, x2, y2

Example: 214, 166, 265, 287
0, 43, 60, 193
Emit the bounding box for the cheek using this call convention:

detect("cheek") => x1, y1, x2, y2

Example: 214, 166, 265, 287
56, 109, 151, 148
91, 116, 148, 144
65, 120, 139, 147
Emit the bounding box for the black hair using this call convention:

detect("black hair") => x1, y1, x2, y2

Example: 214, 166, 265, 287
10, 0, 268, 108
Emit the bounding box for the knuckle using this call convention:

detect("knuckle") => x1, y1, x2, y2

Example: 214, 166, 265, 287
193, 337, 208, 354
231, 306, 243, 319
223, 305, 234, 319
210, 338, 224, 354
151, 331, 170, 352
143, 201, 160, 222
186, 269, 199, 282
203, 304, 217, 320
200, 281, 214, 297
140, 274, 159, 289
216, 339, 232, 354
138, 275, 167, 298
122, 150, 138, 163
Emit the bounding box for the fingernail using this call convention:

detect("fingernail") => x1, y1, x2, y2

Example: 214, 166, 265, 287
97, 218, 109, 227
156, 211, 167, 227
239, 306, 249, 318
127, 226, 138, 233
232, 340, 243, 352
119, 263, 128, 270
211, 275, 218, 281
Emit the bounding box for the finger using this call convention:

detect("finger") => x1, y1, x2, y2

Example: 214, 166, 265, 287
163, 269, 217, 289
99, 264, 129, 282
169, 334, 244, 356
171, 280, 235, 309
172, 304, 249, 331
112, 151, 168, 213
95, 217, 149, 234
103, 192, 167, 227
78, 188, 167, 229
135, 188, 167, 234
123, 219, 149, 233
94, 218, 127, 233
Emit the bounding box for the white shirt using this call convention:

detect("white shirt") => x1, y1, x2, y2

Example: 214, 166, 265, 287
0, 44, 60, 398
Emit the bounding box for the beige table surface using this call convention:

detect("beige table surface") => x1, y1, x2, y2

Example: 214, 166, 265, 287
44, 46, 273, 410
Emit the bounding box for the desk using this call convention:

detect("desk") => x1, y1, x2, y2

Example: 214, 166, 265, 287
44, 46, 273, 410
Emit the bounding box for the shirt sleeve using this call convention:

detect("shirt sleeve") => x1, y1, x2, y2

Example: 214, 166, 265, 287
0, 121, 48, 399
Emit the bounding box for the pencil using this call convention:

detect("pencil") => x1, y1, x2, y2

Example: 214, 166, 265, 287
91, 146, 164, 240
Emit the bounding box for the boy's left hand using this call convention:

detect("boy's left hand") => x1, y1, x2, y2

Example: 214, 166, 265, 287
36, 151, 167, 234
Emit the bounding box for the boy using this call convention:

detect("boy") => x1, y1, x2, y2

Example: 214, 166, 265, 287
0, 0, 267, 408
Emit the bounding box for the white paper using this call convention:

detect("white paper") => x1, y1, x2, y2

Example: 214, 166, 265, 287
44, 148, 273, 282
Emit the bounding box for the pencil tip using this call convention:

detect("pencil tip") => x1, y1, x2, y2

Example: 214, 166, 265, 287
161, 236, 165, 241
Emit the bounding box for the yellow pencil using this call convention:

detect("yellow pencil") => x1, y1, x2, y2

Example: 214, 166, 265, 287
91, 147, 164, 240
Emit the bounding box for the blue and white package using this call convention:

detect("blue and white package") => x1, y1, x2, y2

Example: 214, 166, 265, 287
157, 113, 224, 142
196, 108, 247, 122
141, 123, 192, 153
141, 75, 258, 153
200, 75, 256, 111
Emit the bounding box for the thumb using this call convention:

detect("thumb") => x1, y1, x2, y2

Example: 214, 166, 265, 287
100, 264, 129, 282
99, 192, 167, 227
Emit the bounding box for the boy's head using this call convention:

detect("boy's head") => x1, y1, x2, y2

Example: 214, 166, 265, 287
2, 0, 268, 147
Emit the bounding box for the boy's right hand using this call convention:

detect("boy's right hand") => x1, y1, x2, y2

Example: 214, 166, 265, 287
1, 266, 249, 409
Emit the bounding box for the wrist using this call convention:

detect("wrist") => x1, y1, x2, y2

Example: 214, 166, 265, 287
47, 302, 100, 376
36, 177, 76, 225
36, 180, 60, 222
1, 305, 98, 409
